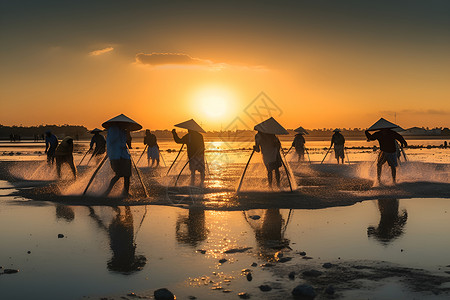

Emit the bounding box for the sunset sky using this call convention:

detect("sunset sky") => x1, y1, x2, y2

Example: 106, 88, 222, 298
1, 0, 449, 131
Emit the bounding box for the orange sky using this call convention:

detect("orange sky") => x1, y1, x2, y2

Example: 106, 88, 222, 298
1, 1, 449, 131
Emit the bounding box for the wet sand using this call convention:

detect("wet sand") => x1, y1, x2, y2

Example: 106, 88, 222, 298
1, 161, 449, 210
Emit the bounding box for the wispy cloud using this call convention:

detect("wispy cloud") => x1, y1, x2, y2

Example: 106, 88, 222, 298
89, 47, 114, 56
135, 52, 267, 71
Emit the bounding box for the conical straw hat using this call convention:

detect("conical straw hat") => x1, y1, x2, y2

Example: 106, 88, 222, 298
294, 126, 308, 134
174, 119, 205, 133
90, 128, 103, 133
367, 118, 399, 131
333, 128, 341, 132
102, 114, 142, 131
254, 117, 289, 135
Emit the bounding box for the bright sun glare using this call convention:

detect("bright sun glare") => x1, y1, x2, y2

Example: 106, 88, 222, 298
195, 86, 234, 120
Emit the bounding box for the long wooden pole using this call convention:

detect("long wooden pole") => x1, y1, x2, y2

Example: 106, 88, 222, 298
167, 144, 184, 175
236, 149, 255, 194
305, 147, 312, 164
344, 147, 351, 164
286, 146, 293, 155
280, 149, 293, 192
174, 158, 191, 187
136, 145, 148, 166
400, 145, 408, 161
159, 151, 167, 167
77, 149, 90, 167
82, 155, 108, 196
128, 145, 149, 198
320, 146, 332, 164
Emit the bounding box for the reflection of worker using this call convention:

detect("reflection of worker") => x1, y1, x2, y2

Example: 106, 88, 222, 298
367, 198, 408, 245
45, 131, 58, 165
330, 129, 345, 164
88, 206, 146, 274
54, 136, 77, 179
365, 128, 407, 184
55, 204, 75, 222
252, 209, 290, 261
254, 132, 282, 188
175, 208, 208, 247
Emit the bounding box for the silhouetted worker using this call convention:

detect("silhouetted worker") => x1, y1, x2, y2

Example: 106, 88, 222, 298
365, 128, 407, 184
54, 136, 77, 179
292, 132, 306, 162
172, 119, 206, 186
45, 130, 58, 164
144, 129, 160, 167
254, 131, 282, 188
89, 128, 106, 161
331, 129, 345, 164
102, 114, 142, 197
104, 125, 132, 197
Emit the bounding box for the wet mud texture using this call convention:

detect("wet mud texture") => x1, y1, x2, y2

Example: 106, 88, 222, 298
1, 161, 449, 210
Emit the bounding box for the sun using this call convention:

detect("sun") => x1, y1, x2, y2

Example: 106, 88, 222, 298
194, 86, 235, 120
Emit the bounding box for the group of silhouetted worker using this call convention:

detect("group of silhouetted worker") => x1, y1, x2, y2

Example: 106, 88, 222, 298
42, 113, 408, 197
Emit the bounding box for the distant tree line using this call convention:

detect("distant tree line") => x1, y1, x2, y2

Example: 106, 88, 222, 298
1, 125, 449, 141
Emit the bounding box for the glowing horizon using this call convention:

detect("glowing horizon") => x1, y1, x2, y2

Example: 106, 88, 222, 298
1, 1, 448, 131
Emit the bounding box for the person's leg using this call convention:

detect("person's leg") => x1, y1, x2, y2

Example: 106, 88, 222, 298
391, 166, 396, 184
377, 154, 384, 183
275, 168, 281, 188
267, 170, 273, 187
56, 157, 62, 178
104, 175, 120, 196
68, 156, 77, 179
200, 169, 205, 187
190, 170, 196, 186
123, 176, 130, 195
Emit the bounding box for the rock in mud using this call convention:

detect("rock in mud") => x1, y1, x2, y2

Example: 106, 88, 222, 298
127, 292, 137, 297
288, 271, 295, 279
322, 262, 333, 269
277, 257, 292, 263
219, 258, 228, 264
188, 296, 197, 300
325, 285, 335, 295
249, 215, 260, 220
292, 284, 316, 298
259, 285, 272, 292
224, 247, 252, 254
58, 234, 64, 238
3, 269, 19, 274
299, 251, 306, 256
238, 292, 250, 299
251, 262, 257, 267
154, 288, 175, 300
260, 263, 274, 267
302, 256, 313, 260
27, 251, 31, 254
196, 249, 206, 254
302, 270, 323, 277
246, 273, 252, 281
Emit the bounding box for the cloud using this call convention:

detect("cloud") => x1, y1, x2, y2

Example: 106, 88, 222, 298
135, 52, 267, 71
135, 52, 211, 66
89, 47, 114, 56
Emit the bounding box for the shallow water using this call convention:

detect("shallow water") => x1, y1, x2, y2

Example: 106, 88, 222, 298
1, 139, 449, 299
1, 182, 449, 299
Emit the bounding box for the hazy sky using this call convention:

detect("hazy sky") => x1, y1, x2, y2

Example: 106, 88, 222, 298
1, 0, 449, 130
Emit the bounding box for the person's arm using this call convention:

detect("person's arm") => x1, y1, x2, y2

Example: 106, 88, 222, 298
89, 137, 94, 150
394, 132, 408, 147
342, 135, 345, 144
330, 135, 334, 147
253, 135, 261, 152
172, 129, 187, 144
45, 138, 49, 153
365, 130, 375, 141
